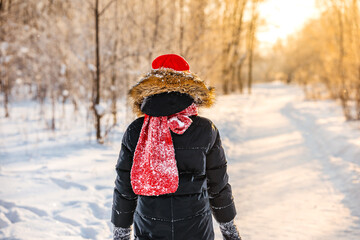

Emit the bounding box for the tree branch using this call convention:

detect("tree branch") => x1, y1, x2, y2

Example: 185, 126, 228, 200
98, 0, 117, 16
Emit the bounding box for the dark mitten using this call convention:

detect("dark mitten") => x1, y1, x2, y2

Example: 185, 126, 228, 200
219, 219, 242, 240
113, 226, 131, 240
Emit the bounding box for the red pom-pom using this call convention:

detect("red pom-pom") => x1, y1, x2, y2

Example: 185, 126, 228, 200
152, 54, 190, 71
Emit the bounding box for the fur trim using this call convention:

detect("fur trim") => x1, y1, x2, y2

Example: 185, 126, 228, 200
129, 68, 215, 116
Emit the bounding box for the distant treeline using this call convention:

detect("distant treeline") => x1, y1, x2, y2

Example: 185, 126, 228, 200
272, 0, 360, 120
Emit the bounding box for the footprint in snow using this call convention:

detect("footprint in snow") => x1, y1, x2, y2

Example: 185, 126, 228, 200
88, 202, 109, 220
54, 214, 81, 227
81, 226, 98, 239
0, 199, 48, 220
50, 177, 88, 191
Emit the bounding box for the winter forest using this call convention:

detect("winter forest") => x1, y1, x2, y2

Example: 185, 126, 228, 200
1, 0, 360, 239
1, 0, 266, 142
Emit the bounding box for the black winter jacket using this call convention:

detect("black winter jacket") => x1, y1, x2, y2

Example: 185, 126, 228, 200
111, 93, 236, 240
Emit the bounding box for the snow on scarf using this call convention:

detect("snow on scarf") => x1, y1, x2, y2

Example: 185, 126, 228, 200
131, 103, 198, 196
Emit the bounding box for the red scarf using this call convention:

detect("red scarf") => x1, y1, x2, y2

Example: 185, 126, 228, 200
131, 103, 198, 196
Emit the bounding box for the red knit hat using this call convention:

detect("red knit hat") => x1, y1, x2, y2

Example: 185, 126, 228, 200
129, 54, 215, 116
152, 54, 190, 71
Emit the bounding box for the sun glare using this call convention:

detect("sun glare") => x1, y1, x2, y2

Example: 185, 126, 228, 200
257, 0, 319, 48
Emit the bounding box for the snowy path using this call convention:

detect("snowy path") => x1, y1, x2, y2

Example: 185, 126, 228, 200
202, 83, 360, 240
1, 83, 360, 239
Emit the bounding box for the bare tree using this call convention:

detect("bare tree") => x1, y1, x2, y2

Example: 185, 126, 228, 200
93, 0, 102, 141
0, 0, 11, 117
246, 0, 261, 94
91, 0, 118, 143
221, 0, 248, 94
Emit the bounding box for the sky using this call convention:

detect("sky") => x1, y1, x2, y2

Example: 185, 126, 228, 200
257, 0, 319, 49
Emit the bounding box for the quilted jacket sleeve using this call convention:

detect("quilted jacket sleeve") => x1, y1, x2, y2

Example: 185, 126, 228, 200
111, 120, 142, 228
206, 123, 237, 223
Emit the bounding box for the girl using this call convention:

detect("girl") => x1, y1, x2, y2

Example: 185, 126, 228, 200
111, 54, 242, 240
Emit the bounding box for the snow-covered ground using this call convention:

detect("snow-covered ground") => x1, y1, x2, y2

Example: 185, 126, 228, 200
1, 82, 360, 239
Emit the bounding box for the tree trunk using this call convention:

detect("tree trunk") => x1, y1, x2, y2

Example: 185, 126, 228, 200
0, 0, 9, 117
3, 74, 9, 118
247, 50, 253, 94
356, 66, 360, 120
335, 0, 351, 120
94, 0, 102, 142
237, 63, 244, 94
222, 0, 247, 94
232, 0, 247, 93
247, 0, 258, 95
222, 78, 230, 95
179, 0, 184, 55
111, 0, 119, 126
51, 87, 56, 130
352, 0, 360, 120
148, 0, 160, 62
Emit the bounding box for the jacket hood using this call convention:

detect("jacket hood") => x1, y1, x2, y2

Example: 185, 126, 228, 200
129, 68, 215, 116
141, 92, 194, 117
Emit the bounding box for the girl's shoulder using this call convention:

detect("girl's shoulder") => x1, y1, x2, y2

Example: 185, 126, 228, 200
121, 117, 144, 150
191, 115, 217, 131
127, 117, 145, 132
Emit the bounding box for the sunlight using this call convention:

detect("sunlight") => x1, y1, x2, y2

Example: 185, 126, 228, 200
257, 0, 319, 47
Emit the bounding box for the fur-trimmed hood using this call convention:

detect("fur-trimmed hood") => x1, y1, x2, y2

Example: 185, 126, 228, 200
129, 68, 215, 116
